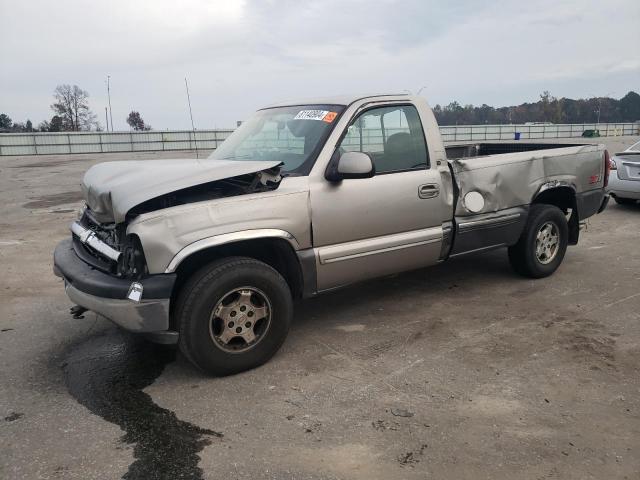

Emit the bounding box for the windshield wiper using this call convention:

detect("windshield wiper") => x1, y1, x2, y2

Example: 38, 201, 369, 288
215, 155, 254, 160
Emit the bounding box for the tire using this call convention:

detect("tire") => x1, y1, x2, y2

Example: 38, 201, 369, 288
175, 257, 293, 376
508, 204, 568, 278
613, 196, 637, 205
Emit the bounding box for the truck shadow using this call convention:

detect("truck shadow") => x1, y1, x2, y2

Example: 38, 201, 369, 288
294, 248, 515, 327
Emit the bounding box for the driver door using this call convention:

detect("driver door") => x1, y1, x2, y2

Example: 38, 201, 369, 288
310, 104, 445, 291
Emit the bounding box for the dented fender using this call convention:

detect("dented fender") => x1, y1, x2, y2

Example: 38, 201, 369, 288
126, 176, 313, 274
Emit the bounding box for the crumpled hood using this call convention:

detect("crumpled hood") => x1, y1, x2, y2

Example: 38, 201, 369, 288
82, 159, 282, 224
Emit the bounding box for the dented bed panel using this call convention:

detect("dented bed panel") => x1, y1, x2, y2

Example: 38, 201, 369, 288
449, 144, 605, 216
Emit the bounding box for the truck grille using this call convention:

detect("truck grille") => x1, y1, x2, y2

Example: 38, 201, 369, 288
73, 208, 147, 279
72, 209, 123, 273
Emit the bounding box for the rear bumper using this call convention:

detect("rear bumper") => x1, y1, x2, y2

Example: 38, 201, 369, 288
608, 170, 640, 200
53, 238, 176, 333
576, 188, 607, 220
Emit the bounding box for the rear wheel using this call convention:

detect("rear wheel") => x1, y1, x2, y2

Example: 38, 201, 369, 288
175, 257, 293, 376
613, 196, 637, 205
508, 204, 568, 278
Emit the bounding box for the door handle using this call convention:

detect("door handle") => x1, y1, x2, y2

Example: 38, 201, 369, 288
418, 183, 440, 199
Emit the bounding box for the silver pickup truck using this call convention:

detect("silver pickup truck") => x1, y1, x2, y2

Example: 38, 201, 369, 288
53, 94, 610, 375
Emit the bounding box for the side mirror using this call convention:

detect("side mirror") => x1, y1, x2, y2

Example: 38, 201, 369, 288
325, 151, 375, 182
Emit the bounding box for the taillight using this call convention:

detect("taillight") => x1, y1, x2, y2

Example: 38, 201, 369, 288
603, 150, 610, 187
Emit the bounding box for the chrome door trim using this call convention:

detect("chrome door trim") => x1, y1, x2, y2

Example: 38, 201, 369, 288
317, 226, 442, 265
165, 229, 299, 273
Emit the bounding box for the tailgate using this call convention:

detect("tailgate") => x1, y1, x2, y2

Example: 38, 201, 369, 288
615, 152, 640, 181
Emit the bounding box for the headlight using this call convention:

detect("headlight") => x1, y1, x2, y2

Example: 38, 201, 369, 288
117, 235, 147, 278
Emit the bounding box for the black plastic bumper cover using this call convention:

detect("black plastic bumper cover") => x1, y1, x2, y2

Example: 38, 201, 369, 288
54, 238, 176, 300
576, 188, 606, 220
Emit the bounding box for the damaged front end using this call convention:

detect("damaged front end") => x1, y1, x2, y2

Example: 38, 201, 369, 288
82, 158, 283, 224
126, 168, 282, 218
71, 166, 282, 279
55, 159, 284, 338
71, 208, 147, 279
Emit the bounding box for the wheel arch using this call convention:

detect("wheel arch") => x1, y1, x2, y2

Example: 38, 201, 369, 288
532, 183, 579, 245
168, 232, 307, 329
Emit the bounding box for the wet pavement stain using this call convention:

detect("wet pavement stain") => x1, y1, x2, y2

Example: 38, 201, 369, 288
63, 331, 222, 480
22, 191, 84, 209
4, 411, 25, 422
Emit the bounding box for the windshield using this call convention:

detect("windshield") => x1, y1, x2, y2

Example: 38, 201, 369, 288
209, 104, 345, 174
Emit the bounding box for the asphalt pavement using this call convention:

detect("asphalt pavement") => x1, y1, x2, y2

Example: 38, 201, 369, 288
1, 137, 639, 479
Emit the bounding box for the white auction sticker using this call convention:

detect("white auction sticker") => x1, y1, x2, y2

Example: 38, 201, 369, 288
294, 110, 329, 121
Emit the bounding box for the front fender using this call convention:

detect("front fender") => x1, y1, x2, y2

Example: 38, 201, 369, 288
164, 229, 300, 273
126, 184, 312, 274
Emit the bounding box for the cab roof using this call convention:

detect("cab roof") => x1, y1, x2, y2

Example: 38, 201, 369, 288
261, 93, 411, 109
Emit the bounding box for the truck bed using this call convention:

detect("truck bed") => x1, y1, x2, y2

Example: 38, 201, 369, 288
445, 142, 586, 160
446, 142, 605, 216
445, 142, 606, 257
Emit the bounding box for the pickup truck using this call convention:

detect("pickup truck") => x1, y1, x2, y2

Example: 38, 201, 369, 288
53, 94, 610, 375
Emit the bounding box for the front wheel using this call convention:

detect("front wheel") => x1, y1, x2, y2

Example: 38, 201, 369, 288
175, 257, 293, 376
508, 204, 568, 278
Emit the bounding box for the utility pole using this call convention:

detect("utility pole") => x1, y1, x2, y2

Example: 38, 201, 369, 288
105, 107, 109, 132
185, 77, 198, 158
107, 75, 114, 132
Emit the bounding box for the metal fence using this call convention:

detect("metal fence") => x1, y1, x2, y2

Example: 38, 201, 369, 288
0, 123, 638, 156
0, 130, 234, 156
438, 122, 638, 142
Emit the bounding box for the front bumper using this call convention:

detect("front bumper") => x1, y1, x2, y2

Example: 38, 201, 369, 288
53, 238, 176, 333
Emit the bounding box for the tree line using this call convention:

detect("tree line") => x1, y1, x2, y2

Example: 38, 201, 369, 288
433, 91, 640, 125
0, 84, 151, 133
3, 87, 639, 133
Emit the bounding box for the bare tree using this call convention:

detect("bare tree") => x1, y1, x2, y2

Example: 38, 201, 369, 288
50, 84, 98, 131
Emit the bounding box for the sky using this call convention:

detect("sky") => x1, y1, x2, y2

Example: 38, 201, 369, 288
1, 0, 638, 130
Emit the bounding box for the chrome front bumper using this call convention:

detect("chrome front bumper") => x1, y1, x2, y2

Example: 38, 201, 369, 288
64, 282, 170, 332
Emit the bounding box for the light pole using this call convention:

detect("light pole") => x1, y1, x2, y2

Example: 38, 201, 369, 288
107, 75, 114, 132
185, 77, 198, 158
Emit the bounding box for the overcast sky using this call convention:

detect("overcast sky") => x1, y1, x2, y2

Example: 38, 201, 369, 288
1, 0, 638, 130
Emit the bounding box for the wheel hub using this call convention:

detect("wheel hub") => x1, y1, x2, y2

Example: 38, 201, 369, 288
535, 221, 560, 265
209, 287, 271, 353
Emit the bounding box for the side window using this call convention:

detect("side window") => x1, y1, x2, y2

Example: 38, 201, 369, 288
337, 105, 429, 174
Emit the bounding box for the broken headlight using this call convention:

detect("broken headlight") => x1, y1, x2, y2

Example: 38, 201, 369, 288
117, 235, 147, 279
